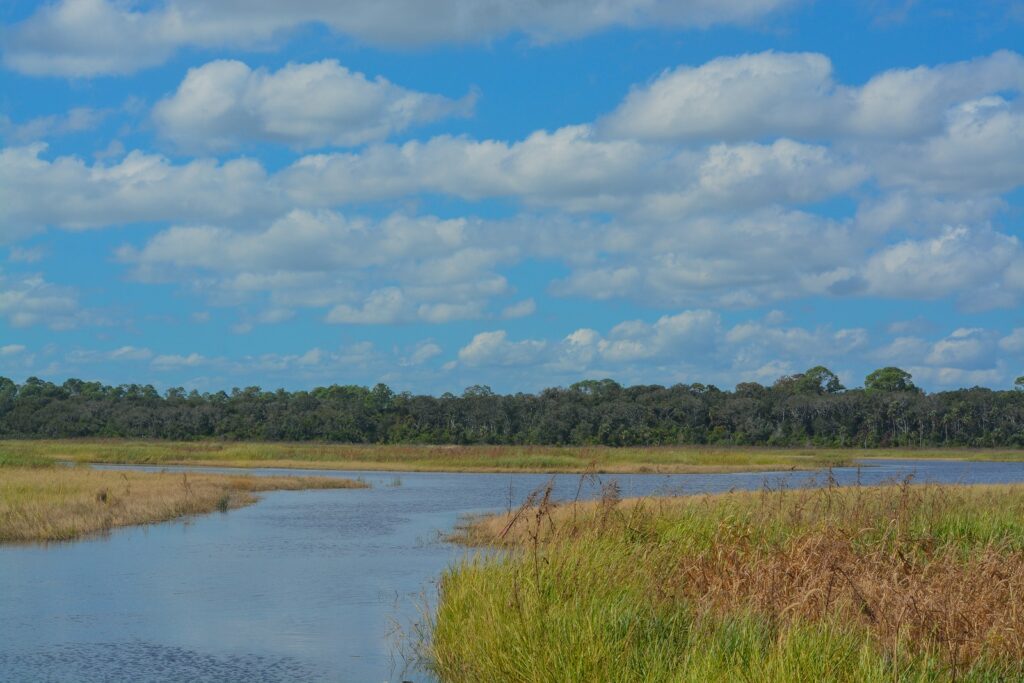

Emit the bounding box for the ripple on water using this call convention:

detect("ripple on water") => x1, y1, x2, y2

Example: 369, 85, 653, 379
0, 642, 326, 683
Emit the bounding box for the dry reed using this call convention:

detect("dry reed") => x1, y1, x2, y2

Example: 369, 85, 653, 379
0, 465, 368, 543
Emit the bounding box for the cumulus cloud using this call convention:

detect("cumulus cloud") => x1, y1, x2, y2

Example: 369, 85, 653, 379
858, 227, 1024, 306
2, 49, 1024, 331
602, 50, 1024, 142
280, 125, 665, 211
457, 330, 547, 367
443, 310, 876, 390
875, 96, 1024, 194
4, 0, 800, 76
117, 210, 515, 323
596, 310, 721, 362
0, 144, 275, 241
326, 288, 408, 325
153, 60, 473, 151
555, 208, 858, 307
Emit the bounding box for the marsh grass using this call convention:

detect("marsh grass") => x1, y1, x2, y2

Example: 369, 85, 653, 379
0, 465, 368, 543
429, 479, 1024, 681
0, 439, 878, 473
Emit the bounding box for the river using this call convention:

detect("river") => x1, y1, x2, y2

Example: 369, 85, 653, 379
3, 458, 1024, 682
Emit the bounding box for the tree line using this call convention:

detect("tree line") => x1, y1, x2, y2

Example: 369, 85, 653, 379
2, 366, 1024, 447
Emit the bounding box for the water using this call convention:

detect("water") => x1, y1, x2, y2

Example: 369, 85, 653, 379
3, 458, 1024, 682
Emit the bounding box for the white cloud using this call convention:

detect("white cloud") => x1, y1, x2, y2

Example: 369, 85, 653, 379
602, 50, 1024, 142
925, 328, 994, 368
872, 336, 930, 364
603, 52, 840, 141
152, 352, 208, 369
501, 298, 536, 319
154, 60, 472, 151
1, 107, 109, 143
457, 330, 547, 367
859, 227, 1024, 305
447, 311, 875, 390
280, 125, 664, 211
109, 346, 154, 361
0, 144, 274, 241
4, 0, 800, 76
0, 273, 87, 329
555, 208, 858, 307
119, 210, 513, 323
0, 344, 26, 356
2, 50, 1024, 323
876, 96, 1024, 194
326, 287, 407, 324
907, 365, 1006, 389
598, 310, 721, 362
402, 341, 443, 366
1000, 329, 1024, 353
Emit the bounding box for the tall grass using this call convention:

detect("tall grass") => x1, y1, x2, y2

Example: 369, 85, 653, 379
427, 480, 1024, 681
0, 439, 874, 473
0, 466, 368, 543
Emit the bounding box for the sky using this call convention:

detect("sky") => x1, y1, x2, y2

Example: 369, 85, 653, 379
1, 0, 1024, 394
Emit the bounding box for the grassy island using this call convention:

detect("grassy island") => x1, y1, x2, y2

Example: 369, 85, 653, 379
0, 453, 367, 543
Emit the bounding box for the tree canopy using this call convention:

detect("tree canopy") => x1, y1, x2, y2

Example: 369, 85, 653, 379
1, 366, 1023, 447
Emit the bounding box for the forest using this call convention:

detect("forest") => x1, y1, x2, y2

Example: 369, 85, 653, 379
1, 366, 1023, 447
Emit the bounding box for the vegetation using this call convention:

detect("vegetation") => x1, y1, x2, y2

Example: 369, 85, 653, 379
428, 481, 1024, 681
3, 368, 1024, 447
0, 460, 368, 543
0, 439, 867, 473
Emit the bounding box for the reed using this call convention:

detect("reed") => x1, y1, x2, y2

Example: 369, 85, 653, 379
0, 465, 368, 543
428, 479, 1024, 681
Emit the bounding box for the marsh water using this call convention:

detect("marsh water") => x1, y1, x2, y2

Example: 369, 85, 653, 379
4, 458, 1024, 682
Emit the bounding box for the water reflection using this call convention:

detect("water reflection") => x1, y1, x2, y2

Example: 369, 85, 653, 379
3, 458, 1024, 682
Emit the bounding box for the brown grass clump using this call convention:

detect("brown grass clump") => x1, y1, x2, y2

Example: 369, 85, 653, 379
451, 479, 1024, 676
0, 466, 368, 543
670, 528, 1024, 671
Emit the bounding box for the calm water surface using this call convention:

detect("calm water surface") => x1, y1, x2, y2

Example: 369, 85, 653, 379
4, 458, 1024, 682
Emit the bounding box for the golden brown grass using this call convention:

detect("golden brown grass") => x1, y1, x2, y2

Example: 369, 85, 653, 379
4, 439, 1022, 475
0, 439, 866, 473
0, 465, 368, 543
433, 480, 1024, 680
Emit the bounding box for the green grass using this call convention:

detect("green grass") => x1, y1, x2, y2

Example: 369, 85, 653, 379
2, 439, 1022, 474
0, 449, 56, 468
426, 482, 1024, 682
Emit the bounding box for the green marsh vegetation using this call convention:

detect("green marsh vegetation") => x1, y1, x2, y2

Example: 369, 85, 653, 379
0, 439, 869, 473
427, 479, 1024, 681
5, 439, 1024, 474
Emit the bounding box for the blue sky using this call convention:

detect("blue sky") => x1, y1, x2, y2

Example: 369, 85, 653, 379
1, 0, 1024, 394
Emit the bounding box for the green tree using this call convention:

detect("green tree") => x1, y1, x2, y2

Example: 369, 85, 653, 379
865, 367, 916, 393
